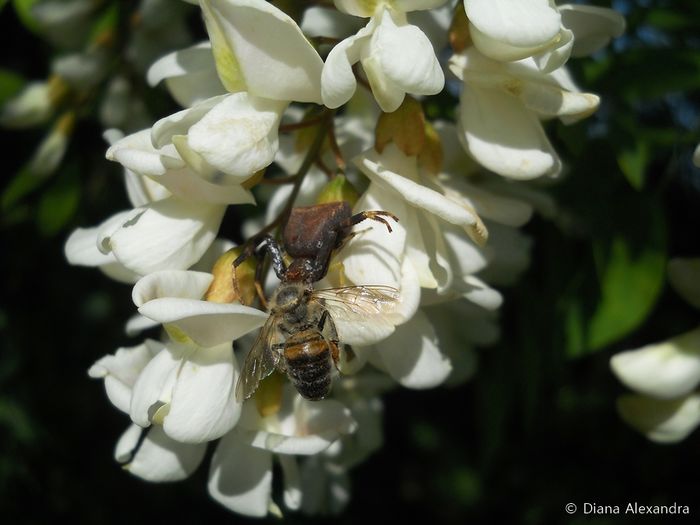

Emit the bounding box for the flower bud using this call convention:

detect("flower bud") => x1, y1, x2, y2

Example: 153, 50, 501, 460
205, 247, 257, 305
27, 111, 76, 178
0, 81, 53, 129
316, 175, 359, 207
375, 96, 425, 157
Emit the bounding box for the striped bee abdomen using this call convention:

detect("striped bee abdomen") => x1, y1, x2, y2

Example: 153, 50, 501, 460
284, 332, 333, 401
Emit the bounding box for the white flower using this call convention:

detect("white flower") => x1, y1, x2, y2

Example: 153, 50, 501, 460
0, 81, 54, 128
107, 127, 255, 204
322, 1, 444, 112
349, 144, 487, 291
616, 394, 700, 444
464, 0, 624, 72
129, 270, 268, 442
449, 48, 599, 179
65, 128, 234, 278
145, 0, 324, 184
89, 341, 208, 481
611, 328, 700, 400
208, 385, 357, 516
464, 0, 565, 64
611, 258, 700, 442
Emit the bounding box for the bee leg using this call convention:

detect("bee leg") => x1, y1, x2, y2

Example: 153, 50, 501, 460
318, 310, 341, 369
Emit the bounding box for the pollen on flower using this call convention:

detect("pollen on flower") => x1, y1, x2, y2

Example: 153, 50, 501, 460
504, 79, 524, 97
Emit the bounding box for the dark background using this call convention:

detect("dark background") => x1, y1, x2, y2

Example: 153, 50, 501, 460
1, 1, 700, 523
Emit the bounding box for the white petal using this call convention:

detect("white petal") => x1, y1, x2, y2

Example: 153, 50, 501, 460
238, 395, 356, 455
403, 207, 439, 288
151, 95, 228, 149
105, 198, 226, 275
340, 182, 407, 289
520, 70, 600, 120
693, 144, 700, 168
125, 313, 160, 337
95, 209, 138, 255
146, 165, 256, 205
187, 93, 287, 179
148, 42, 215, 85
65, 226, 114, 267
164, 342, 241, 443
133, 270, 213, 306
534, 28, 573, 73
201, 0, 324, 103
372, 308, 451, 388
357, 146, 480, 228
668, 258, 700, 309
108, 127, 255, 204
65, 226, 141, 283
439, 175, 533, 227
89, 340, 164, 413
107, 128, 182, 177
208, 433, 272, 517
321, 30, 367, 109
372, 13, 444, 97
138, 299, 268, 348
462, 275, 503, 310
617, 394, 700, 444
130, 345, 184, 428
466, 0, 561, 56
116, 424, 206, 482
559, 5, 626, 57
443, 226, 488, 276
458, 85, 560, 179
610, 327, 700, 399
147, 42, 226, 107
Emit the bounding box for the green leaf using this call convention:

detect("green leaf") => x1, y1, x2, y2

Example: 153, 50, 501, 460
586, 214, 666, 350
0, 69, 25, 106
0, 0, 9, 12
88, 1, 119, 44
36, 167, 80, 236
554, 140, 668, 358
617, 141, 649, 190
1, 167, 45, 212
600, 49, 700, 101
12, 0, 41, 34
645, 9, 700, 31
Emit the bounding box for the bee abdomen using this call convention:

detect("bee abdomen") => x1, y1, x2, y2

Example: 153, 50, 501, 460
284, 340, 332, 401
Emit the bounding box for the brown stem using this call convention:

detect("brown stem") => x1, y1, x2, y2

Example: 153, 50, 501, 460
242, 109, 333, 243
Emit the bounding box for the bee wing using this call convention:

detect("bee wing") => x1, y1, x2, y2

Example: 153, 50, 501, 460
235, 318, 282, 402
312, 285, 401, 324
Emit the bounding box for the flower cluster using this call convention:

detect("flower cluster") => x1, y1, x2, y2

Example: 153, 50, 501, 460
64, 0, 624, 516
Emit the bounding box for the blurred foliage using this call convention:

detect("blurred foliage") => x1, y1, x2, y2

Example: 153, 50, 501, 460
1, 0, 699, 524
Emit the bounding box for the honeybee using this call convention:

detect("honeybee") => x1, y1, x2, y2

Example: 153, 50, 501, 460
234, 201, 399, 401
235, 282, 400, 401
